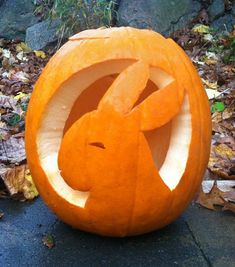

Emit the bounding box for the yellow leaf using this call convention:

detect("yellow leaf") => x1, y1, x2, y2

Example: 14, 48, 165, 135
34, 50, 46, 59
202, 78, 218, 89
204, 58, 217, 65
24, 169, 39, 200
214, 144, 234, 160
16, 42, 32, 53
14, 92, 28, 101
193, 24, 210, 34
1, 165, 39, 200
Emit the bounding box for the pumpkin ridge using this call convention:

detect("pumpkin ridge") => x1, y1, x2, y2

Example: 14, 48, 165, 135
126, 128, 141, 235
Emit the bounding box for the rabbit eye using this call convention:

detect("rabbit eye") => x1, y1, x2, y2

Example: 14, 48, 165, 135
89, 142, 106, 149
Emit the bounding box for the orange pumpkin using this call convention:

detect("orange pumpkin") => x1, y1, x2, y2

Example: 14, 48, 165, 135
25, 27, 211, 237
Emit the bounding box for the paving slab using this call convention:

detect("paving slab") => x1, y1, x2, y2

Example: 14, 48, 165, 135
0, 198, 234, 267
184, 204, 235, 267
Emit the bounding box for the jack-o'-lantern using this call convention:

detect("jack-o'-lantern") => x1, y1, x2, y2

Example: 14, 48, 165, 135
25, 27, 211, 237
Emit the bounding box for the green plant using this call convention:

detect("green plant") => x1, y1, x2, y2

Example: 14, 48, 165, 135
35, 0, 116, 37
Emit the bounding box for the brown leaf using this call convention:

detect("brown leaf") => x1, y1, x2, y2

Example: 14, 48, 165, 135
222, 107, 234, 120
208, 144, 235, 179
198, 180, 235, 214
197, 181, 224, 210
222, 202, 235, 213
214, 143, 234, 160
221, 190, 235, 202
0, 164, 38, 200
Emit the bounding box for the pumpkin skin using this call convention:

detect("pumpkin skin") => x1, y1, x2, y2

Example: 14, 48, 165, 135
25, 27, 211, 237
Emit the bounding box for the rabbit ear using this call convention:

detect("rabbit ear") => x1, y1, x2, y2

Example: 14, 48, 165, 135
98, 61, 149, 114
131, 80, 184, 131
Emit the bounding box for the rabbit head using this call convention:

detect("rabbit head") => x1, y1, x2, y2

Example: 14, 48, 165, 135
58, 61, 184, 194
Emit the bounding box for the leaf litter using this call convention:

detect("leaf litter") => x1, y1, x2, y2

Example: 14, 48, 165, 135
0, 38, 49, 201
172, 17, 235, 213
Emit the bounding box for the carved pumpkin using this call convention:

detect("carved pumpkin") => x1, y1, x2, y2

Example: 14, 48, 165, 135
25, 27, 211, 237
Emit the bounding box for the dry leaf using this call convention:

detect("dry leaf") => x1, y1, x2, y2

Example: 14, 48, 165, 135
198, 180, 235, 214
193, 24, 210, 33
16, 42, 32, 53
206, 89, 220, 99
11, 71, 30, 83
221, 190, 235, 202
222, 202, 235, 213
204, 58, 218, 65
34, 50, 46, 59
0, 164, 38, 200
222, 107, 234, 120
214, 143, 234, 160
0, 95, 17, 110
208, 143, 235, 179
2, 49, 11, 58
202, 180, 235, 193
202, 78, 218, 89
0, 136, 26, 163
13, 92, 28, 101
197, 181, 224, 210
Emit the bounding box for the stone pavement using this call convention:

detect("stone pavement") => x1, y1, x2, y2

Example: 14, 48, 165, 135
0, 198, 234, 267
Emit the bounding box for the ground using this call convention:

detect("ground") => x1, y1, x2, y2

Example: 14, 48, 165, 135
0, 198, 234, 267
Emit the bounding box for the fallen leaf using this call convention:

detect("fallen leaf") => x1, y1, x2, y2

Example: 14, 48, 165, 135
222, 202, 235, 213
0, 136, 26, 163
211, 102, 225, 113
202, 180, 235, 193
198, 180, 235, 214
0, 164, 38, 200
197, 181, 224, 210
208, 144, 235, 179
193, 24, 210, 34
203, 33, 213, 42
11, 71, 30, 83
202, 78, 218, 89
212, 111, 223, 123
0, 95, 17, 110
221, 190, 235, 202
34, 50, 46, 59
205, 51, 218, 60
16, 42, 32, 53
204, 58, 218, 65
4, 113, 22, 126
206, 89, 221, 99
42, 235, 55, 249
16, 51, 24, 61
0, 212, 4, 219
222, 107, 234, 120
14, 92, 28, 101
2, 49, 11, 58
0, 125, 10, 141
2, 56, 16, 70
214, 143, 234, 160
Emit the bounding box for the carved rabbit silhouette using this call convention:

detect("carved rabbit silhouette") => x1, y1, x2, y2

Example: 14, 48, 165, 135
58, 61, 184, 234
